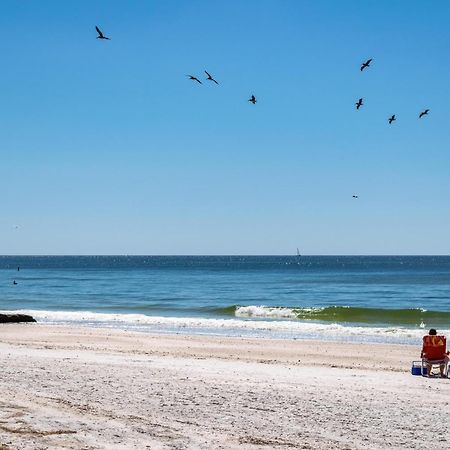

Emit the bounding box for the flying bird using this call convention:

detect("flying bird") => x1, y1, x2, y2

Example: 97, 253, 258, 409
388, 114, 396, 124
187, 75, 202, 84
205, 71, 218, 84
95, 26, 110, 40
419, 109, 429, 118
356, 98, 363, 110
248, 95, 257, 104
352, 195, 359, 198
360, 58, 372, 71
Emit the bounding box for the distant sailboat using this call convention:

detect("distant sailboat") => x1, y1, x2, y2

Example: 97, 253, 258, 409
296, 248, 301, 257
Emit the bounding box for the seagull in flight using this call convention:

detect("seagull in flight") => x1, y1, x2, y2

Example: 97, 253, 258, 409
187, 75, 202, 84
388, 114, 396, 124
205, 71, 218, 85
248, 95, 257, 104
419, 109, 429, 118
356, 98, 363, 110
95, 26, 110, 40
360, 58, 372, 71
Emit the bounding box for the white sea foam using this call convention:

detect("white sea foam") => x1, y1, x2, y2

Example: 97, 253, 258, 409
235, 305, 299, 318
2, 309, 445, 345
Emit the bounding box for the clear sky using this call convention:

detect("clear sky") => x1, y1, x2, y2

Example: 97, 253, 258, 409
1, 0, 449, 255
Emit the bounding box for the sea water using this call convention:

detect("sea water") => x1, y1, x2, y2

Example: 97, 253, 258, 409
1, 256, 449, 344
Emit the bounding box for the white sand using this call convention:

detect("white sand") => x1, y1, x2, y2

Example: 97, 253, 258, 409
0, 324, 449, 449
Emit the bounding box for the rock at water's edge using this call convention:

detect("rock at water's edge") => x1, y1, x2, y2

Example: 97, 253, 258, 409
0, 314, 36, 323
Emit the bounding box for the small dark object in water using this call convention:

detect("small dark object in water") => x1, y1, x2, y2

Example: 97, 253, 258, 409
0, 314, 36, 323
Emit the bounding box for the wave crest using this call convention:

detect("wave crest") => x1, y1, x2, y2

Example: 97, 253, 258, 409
234, 305, 450, 326
235, 306, 298, 319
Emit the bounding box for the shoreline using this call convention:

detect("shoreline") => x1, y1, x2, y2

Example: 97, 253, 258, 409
0, 309, 437, 345
1, 324, 449, 449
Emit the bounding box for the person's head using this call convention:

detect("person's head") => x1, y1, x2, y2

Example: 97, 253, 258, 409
429, 328, 437, 335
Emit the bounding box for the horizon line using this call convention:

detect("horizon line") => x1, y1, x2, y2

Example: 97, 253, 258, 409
1, 254, 450, 257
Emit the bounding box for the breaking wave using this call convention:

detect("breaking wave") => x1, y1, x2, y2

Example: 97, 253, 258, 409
232, 305, 450, 327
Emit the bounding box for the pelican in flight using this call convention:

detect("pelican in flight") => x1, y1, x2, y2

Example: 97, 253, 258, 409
248, 95, 257, 104
356, 98, 363, 110
388, 114, 396, 124
205, 71, 218, 84
360, 58, 372, 71
95, 26, 110, 40
419, 109, 429, 118
187, 75, 202, 84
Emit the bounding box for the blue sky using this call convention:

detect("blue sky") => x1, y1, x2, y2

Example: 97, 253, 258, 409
1, 0, 449, 254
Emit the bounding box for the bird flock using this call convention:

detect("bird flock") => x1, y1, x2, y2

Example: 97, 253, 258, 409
95, 28, 429, 121
358, 58, 429, 123
186, 71, 256, 105
95, 26, 258, 104
95, 27, 429, 204
92, 28, 429, 203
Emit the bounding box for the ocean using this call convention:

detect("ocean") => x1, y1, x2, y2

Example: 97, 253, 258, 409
1, 256, 449, 344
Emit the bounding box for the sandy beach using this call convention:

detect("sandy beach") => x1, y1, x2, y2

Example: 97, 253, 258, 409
0, 324, 449, 450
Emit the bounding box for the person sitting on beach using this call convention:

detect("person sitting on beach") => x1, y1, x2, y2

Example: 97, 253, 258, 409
421, 329, 449, 378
